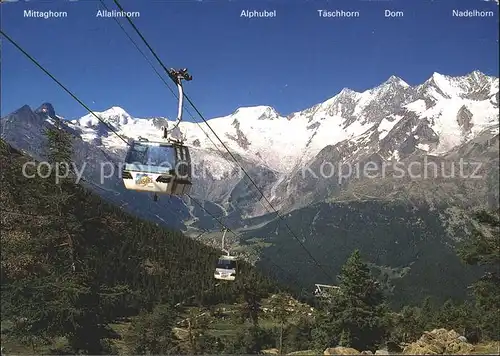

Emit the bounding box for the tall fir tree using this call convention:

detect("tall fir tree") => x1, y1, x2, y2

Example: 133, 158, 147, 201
237, 285, 264, 327
283, 316, 314, 354
312, 250, 389, 352
182, 307, 213, 355
269, 293, 293, 354
419, 296, 436, 331
125, 304, 179, 354
394, 306, 424, 344
457, 209, 500, 340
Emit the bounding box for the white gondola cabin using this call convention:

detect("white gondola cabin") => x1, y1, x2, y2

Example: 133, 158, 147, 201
214, 255, 237, 281
122, 139, 192, 195
120, 68, 193, 199
214, 228, 237, 281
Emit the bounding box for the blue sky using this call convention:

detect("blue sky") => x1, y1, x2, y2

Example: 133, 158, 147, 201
2, 0, 499, 121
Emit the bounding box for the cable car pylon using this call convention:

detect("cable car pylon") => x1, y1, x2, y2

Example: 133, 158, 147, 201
313, 283, 340, 298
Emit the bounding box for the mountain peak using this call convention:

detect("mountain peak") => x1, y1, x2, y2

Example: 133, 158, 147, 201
367, 75, 410, 96
426, 72, 448, 86
429, 72, 452, 83
470, 69, 484, 75
35, 103, 56, 118
233, 105, 279, 120
101, 106, 131, 117
384, 75, 409, 87
77, 106, 131, 128
9, 105, 32, 116
338, 87, 358, 96
95, 106, 132, 127
422, 72, 458, 98
469, 70, 488, 82
431, 72, 443, 78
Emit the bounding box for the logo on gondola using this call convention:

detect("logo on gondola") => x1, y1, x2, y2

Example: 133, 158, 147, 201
135, 174, 153, 186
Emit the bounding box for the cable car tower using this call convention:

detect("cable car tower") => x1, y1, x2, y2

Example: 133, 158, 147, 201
122, 68, 193, 201
214, 228, 238, 281
314, 284, 340, 298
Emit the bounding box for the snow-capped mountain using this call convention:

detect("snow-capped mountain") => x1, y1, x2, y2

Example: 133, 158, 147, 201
68, 71, 497, 173
1, 71, 498, 232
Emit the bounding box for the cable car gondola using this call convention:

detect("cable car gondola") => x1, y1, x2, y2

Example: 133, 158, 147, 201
214, 255, 237, 281
214, 228, 238, 281
121, 69, 193, 200
122, 136, 192, 196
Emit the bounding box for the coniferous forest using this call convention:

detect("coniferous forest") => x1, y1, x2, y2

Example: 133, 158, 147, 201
1, 122, 499, 354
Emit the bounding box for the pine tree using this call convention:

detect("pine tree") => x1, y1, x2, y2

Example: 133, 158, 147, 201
269, 293, 293, 354
125, 304, 179, 354
228, 325, 275, 354
338, 329, 352, 347
457, 209, 500, 340
183, 307, 211, 355
419, 296, 436, 331
436, 299, 464, 331
397, 306, 423, 343
313, 250, 388, 352
283, 316, 314, 354
237, 285, 264, 327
